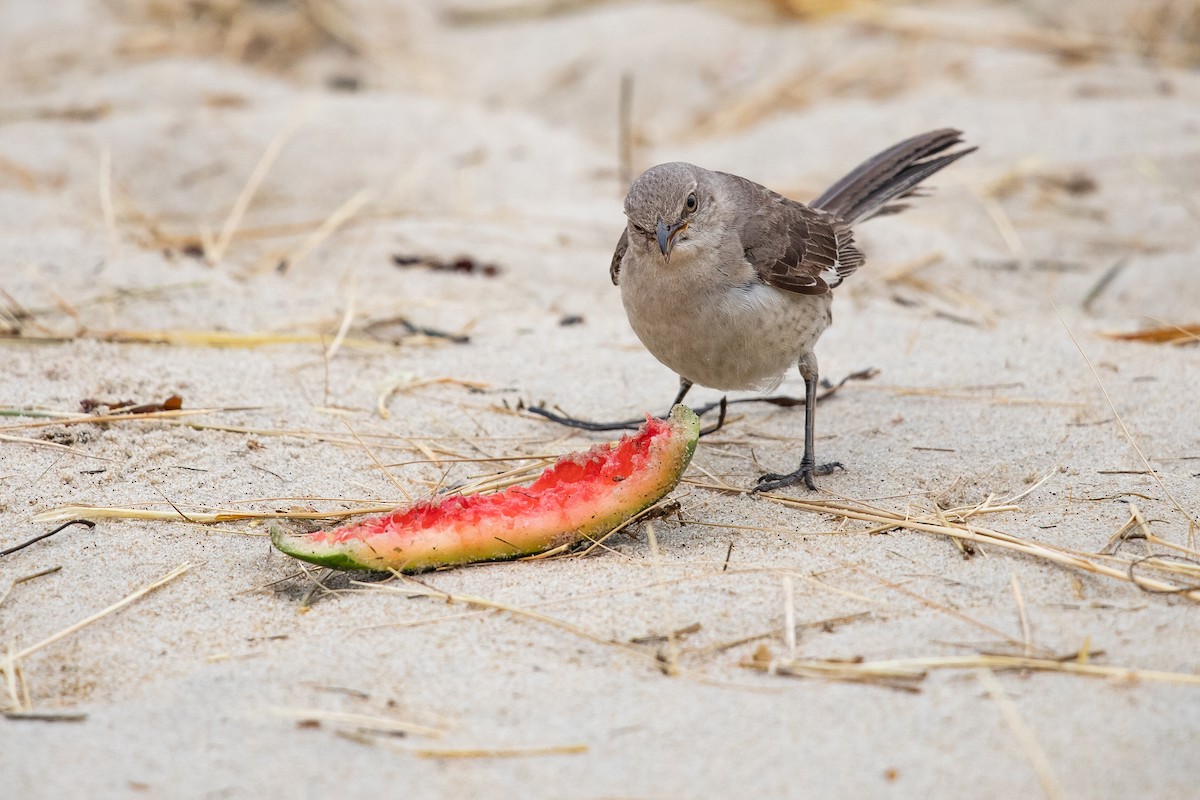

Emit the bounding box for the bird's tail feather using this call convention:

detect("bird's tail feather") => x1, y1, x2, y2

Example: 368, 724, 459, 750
811, 129, 975, 223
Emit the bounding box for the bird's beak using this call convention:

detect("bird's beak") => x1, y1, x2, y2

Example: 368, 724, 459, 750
656, 220, 687, 262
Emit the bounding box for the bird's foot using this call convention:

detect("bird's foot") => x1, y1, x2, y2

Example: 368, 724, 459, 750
753, 460, 843, 492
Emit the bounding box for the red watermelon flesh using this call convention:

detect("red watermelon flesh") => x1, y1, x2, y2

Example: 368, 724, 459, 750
271, 404, 699, 572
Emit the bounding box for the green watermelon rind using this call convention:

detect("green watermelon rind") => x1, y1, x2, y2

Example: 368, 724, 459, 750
270, 404, 700, 572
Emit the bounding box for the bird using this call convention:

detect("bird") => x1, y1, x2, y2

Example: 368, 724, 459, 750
610, 128, 975, 491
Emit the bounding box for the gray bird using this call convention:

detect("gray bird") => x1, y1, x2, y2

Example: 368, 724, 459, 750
611, 129, 975, 491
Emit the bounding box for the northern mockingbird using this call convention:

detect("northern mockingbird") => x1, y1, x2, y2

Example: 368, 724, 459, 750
611, 129, 974, 490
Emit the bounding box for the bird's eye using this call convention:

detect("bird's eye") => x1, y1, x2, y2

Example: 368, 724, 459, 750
685, 193, 698, 212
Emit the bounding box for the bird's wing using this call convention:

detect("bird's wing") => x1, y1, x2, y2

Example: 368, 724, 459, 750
733, 178, 863, 295
610, 228, 628, 286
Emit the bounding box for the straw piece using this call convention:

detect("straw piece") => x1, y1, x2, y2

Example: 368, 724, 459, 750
977, 669, 1065, 800
12, 562, 191, 662
744, 652, 1200, 686
209, 107, 309, 267
412, 744, 587, 758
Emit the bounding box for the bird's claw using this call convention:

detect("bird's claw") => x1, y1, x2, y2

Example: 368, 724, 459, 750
753, 461, 843, 493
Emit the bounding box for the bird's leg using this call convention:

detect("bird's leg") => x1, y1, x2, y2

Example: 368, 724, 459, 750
754, 355, 843, 492
698, 396, 727, 436
527, 376, 729, 433
671, 377, 693, 408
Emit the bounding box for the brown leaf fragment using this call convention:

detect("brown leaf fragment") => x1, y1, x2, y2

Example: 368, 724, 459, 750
1104, 325, 1200, 345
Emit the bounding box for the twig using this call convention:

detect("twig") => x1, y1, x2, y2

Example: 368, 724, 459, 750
0, 520, 94, 558
3, 711, 87, 722
1081, 257, 1128, 312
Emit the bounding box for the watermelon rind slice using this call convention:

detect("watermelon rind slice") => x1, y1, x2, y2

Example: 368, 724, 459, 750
271, 404, 699, 572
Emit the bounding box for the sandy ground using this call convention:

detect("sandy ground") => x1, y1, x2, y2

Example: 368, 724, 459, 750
2, 1, 1200, 797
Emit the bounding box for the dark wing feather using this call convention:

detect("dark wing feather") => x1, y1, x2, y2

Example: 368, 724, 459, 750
735, 178, 863, 296
610, 228, 628, 286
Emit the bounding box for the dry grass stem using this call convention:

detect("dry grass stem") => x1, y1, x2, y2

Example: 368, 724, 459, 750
446, 460, 553, 496
1010, 572, 1034, 657
3, 642, 24, 713
574, 498, 683, 558
645, 521, 681, 675
361, 568, 769, 635
744, 652, 1200, 687
5, 563, 188, 710
1053, 301, 1199, 545
0, 433, 115, 461
11, 562, 191, 662
0, 567, 63, 611
34, 431, 636, 526
855, 6, 1144, 63
976, 191, 1030, 270
0, 406, 246, 433
740, 489, 1200, 602
31, 503, 398, 526
281, 188, 373, 274
356, 575, 782, 695
976, 668, 1066, 800
340, 418, 412, 503
782, 575, 797, 657
0, 328, 404, 349
361, 575, 653, 662
860, 384, 1083, 407
375, 376, 492, 420
444, 0, 621, 26
381, 452, 561, 470
412, 744, 588, 758
836, 558, 1025, 648
209, 106, 309, 266
99, 146, 118, 259
617, 71, 634, 189
882, 250, 996, 327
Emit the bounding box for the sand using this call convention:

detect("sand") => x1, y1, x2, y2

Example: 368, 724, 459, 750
2, 1, 1199, 797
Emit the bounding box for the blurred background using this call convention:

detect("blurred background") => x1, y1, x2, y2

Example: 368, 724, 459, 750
3, 6, 1200, 798
2, 0, 1198, 394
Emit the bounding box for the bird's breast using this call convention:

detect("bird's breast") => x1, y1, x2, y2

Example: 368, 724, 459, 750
619, 253, 831, 391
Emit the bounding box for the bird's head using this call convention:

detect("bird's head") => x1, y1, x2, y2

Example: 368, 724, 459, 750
623, 163, 717, 264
